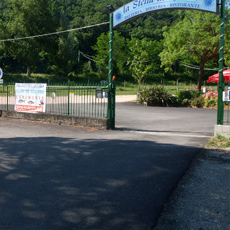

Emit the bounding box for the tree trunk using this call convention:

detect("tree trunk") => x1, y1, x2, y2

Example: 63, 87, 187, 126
197, 59, 205, 91
138, 81, 141, 93
27, 65, 31, 78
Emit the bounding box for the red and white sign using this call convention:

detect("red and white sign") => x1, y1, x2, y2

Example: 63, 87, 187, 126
15, 83, 46, 113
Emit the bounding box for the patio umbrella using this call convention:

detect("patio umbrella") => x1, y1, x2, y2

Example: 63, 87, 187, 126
207, 69, 230, 83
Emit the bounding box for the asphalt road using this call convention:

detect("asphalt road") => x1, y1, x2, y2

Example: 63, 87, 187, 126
0, 103, 217, 230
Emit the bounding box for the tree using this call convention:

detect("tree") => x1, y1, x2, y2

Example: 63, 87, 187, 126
0, 0, 58, 77
160, 10, 230, 90
92, 31, 130, 79
129, 10, 179, 41
127, 38, 161, 92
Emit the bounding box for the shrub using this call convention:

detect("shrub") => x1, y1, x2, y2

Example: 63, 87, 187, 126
203, 90, 218, 107
191, 96, 205, 108
137, 86, 179, 106
176, 90, 201, 106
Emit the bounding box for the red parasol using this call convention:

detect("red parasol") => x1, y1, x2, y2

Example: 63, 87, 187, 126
207, 69, 230, 83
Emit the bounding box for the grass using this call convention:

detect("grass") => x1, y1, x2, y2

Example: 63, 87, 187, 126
207, 134, 230, 149
116, 82, 198, 95
0, 82, 198, 99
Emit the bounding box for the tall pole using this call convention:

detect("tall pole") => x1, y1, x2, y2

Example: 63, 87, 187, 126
217, 0, 226, 125
107, 5, 115, 129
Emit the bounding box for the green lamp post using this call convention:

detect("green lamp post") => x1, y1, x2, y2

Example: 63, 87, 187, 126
217, 0, 226, 125
107, 5, 115, 129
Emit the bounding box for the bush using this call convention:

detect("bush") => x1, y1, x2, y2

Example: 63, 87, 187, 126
137, 86, 179, 106
203, 90, 218, 107
176, 90, 201, 106
191, 96, 205, 108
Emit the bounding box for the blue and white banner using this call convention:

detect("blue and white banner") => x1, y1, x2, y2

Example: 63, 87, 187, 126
113, 0, 218, 28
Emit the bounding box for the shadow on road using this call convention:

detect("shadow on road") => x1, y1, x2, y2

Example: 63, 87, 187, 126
0, 137, 202, 230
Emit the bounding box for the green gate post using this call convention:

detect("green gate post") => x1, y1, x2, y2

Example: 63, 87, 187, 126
67, 80, 70, 116
107, 5, 115, 129
217, 0, 226, 125
6, 84, 9, 111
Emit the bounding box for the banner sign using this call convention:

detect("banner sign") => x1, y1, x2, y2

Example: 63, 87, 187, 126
15, 83, 46, 113
113, 0, 218, 28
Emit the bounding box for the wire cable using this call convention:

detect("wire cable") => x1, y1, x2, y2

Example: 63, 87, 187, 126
147, 13, 178, 22
0, 21, 109, 42
180, 62, 219, 71
80, 52, 97, 62
117, 16, 146, 32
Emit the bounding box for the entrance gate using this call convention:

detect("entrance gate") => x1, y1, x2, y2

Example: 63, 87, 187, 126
107, 0, 226, 129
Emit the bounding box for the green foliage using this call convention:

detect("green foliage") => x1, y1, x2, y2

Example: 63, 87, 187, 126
190, 96, 205, 108
176, 90, 201, 106
207, 134, 230, 148
137, 86, 178, 106
127, 38, 162, 92
76, 72, 104, 82
203, 91, 218, 107
0, 0, 58, 77
0, 0, 229, 84
93, 31, 131, 79
129, 11, 179, 41
160, 10, 230, 90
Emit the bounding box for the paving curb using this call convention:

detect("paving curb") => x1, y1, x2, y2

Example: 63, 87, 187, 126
0, 110, 110, 129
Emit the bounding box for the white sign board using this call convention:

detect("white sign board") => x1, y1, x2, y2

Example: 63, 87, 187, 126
15, 83, 46, 113
223, 90, 230, 102
113, 0, 218, 28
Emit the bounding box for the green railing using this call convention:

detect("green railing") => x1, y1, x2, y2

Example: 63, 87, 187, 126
224, 103, 230, 125
0, 85, 15, 111
0, 83, 108, 118
224, 83, 230, 125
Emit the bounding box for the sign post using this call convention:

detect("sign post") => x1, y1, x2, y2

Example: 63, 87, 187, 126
107, 5, 116, 129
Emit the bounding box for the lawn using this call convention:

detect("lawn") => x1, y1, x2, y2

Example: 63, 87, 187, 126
116, 82, 199, 95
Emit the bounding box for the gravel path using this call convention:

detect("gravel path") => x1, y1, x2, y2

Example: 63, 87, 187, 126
116, 95, 137, 102
154, 148, 230, 230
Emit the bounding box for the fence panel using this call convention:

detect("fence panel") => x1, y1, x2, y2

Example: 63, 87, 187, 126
224, 103, 230, 125
223, 83, 230, 125
0, 84, 108, 119
0, 85, 15, 111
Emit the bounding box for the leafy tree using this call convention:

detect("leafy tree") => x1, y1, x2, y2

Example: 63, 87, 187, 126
0, 0, 58, 77
129, 10, 180, 41
92, 31, 130, 79
127, 38, 161, 92
160, 10, 230, 90
0, 0, 133, 78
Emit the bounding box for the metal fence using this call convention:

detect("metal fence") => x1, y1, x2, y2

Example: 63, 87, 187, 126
224, 84, 230, 125
0, 84, 108, 118
224, 103, 230, 125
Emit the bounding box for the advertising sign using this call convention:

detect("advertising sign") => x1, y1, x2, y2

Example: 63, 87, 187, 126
15, 83, 46, 113
113, 0, 218, 28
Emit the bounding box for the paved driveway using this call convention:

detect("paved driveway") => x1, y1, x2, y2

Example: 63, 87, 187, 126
0, 103, 217, 230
